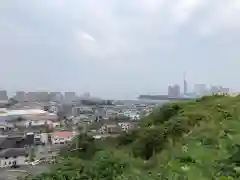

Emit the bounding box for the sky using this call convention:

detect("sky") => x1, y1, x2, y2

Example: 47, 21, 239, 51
1, 0, 240, 99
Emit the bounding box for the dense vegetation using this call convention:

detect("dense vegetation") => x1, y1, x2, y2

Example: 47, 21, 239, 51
29, 95, 240, 179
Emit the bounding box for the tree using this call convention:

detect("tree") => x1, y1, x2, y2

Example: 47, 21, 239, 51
60, 133, 99, 160
30, 151, 127, 180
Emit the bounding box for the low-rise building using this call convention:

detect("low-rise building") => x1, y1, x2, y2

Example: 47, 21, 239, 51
49, 121, 60, 129
51, 131, 74, 144
117, 121, 137, 132
0, 148, 28, 167
0, 109, 58, 129
98, 121, 122, 134
72, 106, 94, 116
0, 123, 14, 131
25, 132, 49, 145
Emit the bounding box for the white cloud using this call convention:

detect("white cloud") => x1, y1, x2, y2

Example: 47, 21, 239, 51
37, 0, 240, 45
197, 0, 240, 36
170, 0, 207, 25
136, 0, 166, 13
78, 32, 96, 42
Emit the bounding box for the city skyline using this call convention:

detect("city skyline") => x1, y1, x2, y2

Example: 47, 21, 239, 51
0, 80, 232, 101
1, 0, 240, 99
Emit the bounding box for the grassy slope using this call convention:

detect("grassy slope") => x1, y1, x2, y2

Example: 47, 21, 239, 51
136, 95, 240, 179
31, 95, 240, 180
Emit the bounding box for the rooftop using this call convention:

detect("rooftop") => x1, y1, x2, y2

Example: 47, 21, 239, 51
0, 109, 54, 117
52, 131, 73, 138
0, 148, 27, 157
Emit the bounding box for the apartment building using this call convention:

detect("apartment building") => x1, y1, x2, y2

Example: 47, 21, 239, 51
0, 90, 8, 101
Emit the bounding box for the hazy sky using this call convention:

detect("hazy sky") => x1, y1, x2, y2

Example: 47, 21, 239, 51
1, 0, 240, 99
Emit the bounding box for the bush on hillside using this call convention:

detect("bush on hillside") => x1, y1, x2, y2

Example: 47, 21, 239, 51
60, 133, 99, 160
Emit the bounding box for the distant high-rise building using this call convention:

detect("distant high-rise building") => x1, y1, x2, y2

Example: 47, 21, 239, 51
83, 92, 90, 98
26, 92, 36, 102
211, 85, 220, 93
36, 91, 49, 102
221, 87, 230, 94
0, 90, 8, 101
64, 92, 77, 102
15, 91, 26, 102
194, 84, 207, 95
183, 73, 187, 95
168, 84, 180, 97
210, 85, 230, 94
49, 92, 63, 102
25, 91, 49, 102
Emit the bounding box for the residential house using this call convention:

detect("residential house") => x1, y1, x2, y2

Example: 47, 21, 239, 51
98, 121, 122, 134
117, 121, 138, 132
0, 148, 28, 167
72, 114, 90, 124
51, 131, 74, 144
0, 122, 14, 131
0, 135, 30, 168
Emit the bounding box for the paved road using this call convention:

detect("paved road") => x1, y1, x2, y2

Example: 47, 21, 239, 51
0, 165, 51, 180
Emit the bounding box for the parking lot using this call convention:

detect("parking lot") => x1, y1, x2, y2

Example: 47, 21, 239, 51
0, 164, 51, 180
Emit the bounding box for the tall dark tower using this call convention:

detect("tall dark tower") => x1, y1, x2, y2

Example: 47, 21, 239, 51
184, 73, 187, 95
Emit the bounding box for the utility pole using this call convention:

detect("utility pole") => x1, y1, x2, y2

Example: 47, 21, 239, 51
76, 126, 79, 150
70, 125, 82, 152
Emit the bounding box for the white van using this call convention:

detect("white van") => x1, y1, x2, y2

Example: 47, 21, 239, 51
31, 160, 40, 166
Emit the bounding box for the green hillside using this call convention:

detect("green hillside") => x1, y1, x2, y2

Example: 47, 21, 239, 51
28, 95, 240, 180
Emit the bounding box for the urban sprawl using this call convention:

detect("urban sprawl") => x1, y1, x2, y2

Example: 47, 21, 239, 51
0, 83, 231, 178
0, 90, 155, 175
